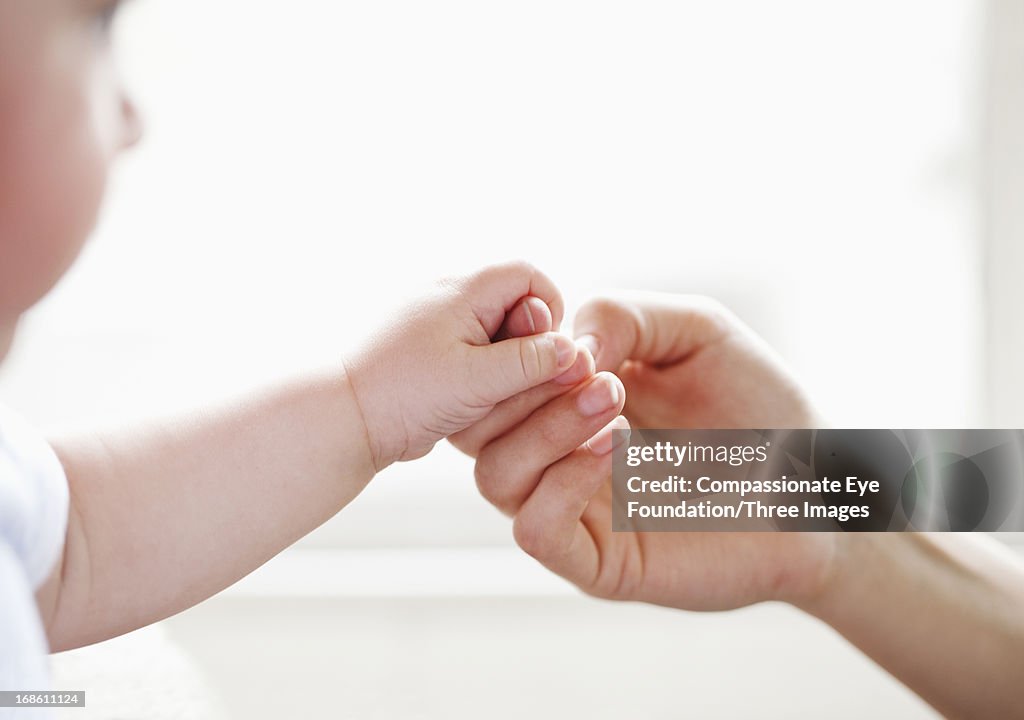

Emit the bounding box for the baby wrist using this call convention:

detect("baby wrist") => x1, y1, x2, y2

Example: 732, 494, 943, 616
338, 359, 391, 474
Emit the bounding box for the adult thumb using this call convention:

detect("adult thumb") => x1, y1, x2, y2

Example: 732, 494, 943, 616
574, 292, 734, 372
470, 332, 578, 404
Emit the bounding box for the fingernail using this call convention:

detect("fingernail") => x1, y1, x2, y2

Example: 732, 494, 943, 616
577, 373, 620, 416
554, 334, 576, 369
576, 334, 600, 364
523, 302, 537, 334
553, 344, 595, 385
586, 416, 631, 456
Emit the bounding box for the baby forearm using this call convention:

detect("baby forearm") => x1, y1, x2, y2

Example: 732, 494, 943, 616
38, 365, 375, 651
799, 532, 1024, 719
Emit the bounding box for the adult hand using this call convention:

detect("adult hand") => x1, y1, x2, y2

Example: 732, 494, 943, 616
453, 292, 836, 611
456, 293, 1024, 720
575, 292, 819, 429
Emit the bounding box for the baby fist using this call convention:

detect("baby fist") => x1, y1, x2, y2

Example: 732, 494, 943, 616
344, 261, 578, 471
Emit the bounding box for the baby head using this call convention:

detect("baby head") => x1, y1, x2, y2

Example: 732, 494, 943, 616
0, 0, 141, 360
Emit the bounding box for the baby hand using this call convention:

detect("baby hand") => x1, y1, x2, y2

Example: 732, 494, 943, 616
344, 262, 579, 471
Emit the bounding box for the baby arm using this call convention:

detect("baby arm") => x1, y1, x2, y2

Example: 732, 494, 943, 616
35, 261, 577, 651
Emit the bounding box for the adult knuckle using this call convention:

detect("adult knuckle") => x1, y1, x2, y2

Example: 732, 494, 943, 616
474, 455, 511, 507
512, 515, 545, 558
684, 294, 738, 338
447, 430, 477, 458
474, 453, 497, 492
579, 295, 624, 320
581, 295, 639, 331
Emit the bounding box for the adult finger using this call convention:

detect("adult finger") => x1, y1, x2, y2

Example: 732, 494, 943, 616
474, 372, 624, 514
512, 416, 631, 588
573, 292, 737, 372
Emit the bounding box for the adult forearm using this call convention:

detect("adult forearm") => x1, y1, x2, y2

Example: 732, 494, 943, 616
38, 365, 375, 651
798, 532, 1024, 719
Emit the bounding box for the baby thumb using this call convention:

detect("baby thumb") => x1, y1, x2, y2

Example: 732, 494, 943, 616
471, 332, 578, 404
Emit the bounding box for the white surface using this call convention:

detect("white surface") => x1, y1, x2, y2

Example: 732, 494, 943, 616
162, 592, 940, 720
222, 548, 577, 598
51, 626, 226, 720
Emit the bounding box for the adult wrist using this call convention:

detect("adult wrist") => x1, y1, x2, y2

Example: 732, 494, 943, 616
784, 531, 859, 619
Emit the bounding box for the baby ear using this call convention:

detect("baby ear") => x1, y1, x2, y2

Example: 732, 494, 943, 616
492, 296, 554, 341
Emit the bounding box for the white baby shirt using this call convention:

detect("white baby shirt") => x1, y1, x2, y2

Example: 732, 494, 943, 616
0, 404, 69, 719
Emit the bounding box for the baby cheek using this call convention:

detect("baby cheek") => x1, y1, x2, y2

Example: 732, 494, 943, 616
0, 58, 111, 318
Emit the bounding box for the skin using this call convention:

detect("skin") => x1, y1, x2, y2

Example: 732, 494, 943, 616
453, 292, 1024, 720
0, 0, 584, 652
0, 0, 141, 340
37, 263, 579, 651
452, 293, 835, 608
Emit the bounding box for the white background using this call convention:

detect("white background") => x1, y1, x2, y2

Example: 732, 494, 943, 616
1, 0, 1012, 718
